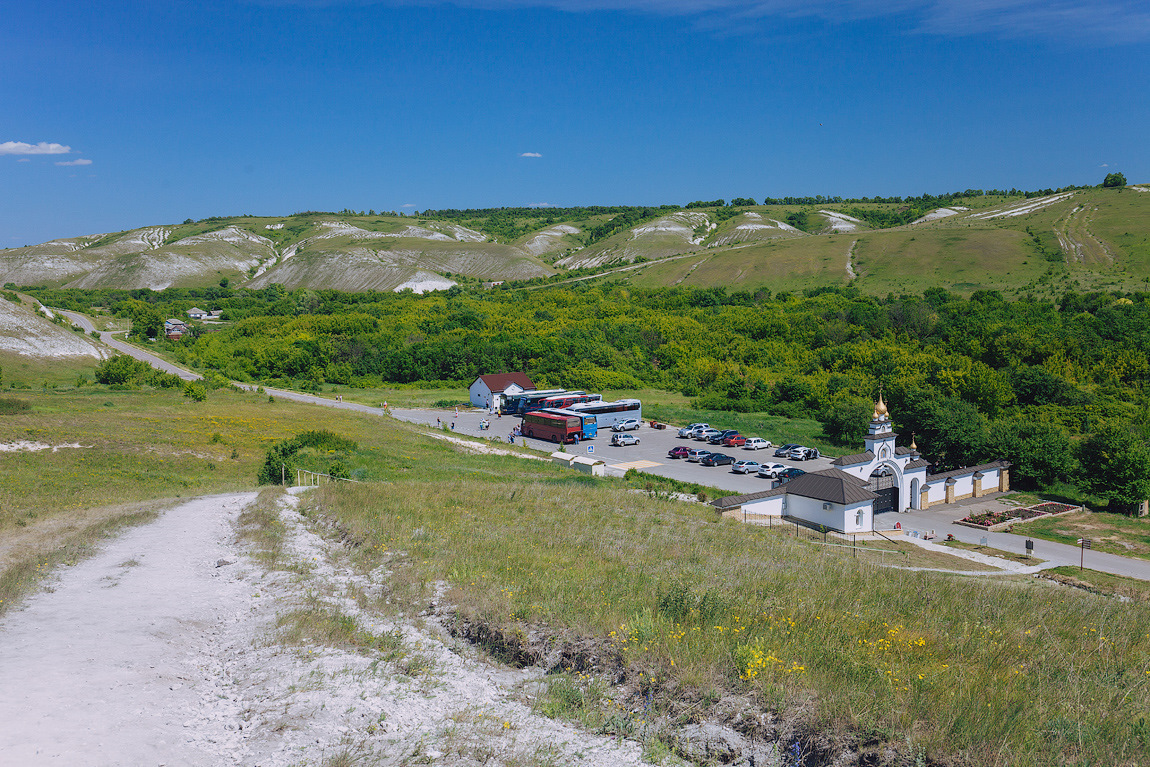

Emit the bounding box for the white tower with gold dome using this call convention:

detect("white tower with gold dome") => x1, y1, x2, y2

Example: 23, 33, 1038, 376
863, 392, 898, 463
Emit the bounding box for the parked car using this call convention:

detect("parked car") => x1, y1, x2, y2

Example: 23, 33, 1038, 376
679, 423, 709, 438
788, 446, 820, 461
743, 437, 773, 451
686, 448, 712, 462
756, 463, 787, 479
701, 452, 735, 467
667, 446, 690, 459
612, 418, 642, 432
611, 432, 641, 446
777, 467, 806, 481
709, 429, 740, 445
731, 459, 761, 474
773, 443, 801, 457
722, 434, 747, 447
695, 428, 722, 442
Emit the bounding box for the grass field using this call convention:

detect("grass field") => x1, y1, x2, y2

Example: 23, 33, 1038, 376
307, 475, 1150, 767
1041, 565, 1150, 603
1018, 510, 1150, 561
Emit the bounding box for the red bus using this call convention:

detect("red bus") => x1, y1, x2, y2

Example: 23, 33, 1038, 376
521, 411, 584, 444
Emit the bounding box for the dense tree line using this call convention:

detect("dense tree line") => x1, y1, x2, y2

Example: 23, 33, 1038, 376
25, 282, 1150, 508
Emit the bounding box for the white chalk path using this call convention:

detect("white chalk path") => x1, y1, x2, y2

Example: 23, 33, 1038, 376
0, 491, 648, 766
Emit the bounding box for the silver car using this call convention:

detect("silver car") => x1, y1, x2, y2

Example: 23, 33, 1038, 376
731, 460, 761, 474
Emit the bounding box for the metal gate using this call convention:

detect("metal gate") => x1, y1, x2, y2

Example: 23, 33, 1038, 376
869, 473, 899, 514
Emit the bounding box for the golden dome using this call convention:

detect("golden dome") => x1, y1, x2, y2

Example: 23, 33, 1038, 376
875, 392, 889, 419
910, 433, 918, 452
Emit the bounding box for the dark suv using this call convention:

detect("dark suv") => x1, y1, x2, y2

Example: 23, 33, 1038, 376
709, 429, 740, 445
701, 452, 735, 467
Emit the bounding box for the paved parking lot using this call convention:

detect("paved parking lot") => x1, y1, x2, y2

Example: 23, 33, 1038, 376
392, 406, 833, 496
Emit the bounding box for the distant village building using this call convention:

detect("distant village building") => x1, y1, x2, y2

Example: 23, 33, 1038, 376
712, 395, 1010, 532
469, 373, 536, 411
164, 319, 187, 340
186, 307, 209, 320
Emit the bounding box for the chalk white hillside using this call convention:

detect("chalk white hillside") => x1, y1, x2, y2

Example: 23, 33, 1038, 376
0, 297, 109, 360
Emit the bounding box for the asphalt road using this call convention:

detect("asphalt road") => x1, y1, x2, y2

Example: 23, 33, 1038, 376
57, 310, 203, 381
58, 311, 1150, 582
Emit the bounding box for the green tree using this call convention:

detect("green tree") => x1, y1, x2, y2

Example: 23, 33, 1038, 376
820, 396, 872, 446
1077, 425, 1150, 513
986, 420, 1074, 489
1102, 172, 1127, 188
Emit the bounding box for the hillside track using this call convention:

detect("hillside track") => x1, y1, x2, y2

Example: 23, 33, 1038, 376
0, 491, 651, 766
1054, 204, 1115, 265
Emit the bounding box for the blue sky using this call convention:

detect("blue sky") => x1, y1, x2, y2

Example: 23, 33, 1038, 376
2, 0, 1148, 245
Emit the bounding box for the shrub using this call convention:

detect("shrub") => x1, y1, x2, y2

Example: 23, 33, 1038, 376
183, 381, 207, 402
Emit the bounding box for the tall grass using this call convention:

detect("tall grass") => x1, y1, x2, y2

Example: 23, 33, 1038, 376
307, 477, 1150, 766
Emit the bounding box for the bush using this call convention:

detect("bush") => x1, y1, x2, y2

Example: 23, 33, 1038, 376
183, 380, 207, 401
257, 430, 359, 485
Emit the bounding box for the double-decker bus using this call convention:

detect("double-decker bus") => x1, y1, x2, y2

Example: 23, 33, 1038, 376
570, 398, 642, 429
521, 410, 585, 444
537, 391, 602, 411
540, 408, 598, 439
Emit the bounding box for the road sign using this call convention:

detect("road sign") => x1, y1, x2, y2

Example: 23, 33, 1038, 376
1077, 538, 1092, 571
1025, 539, 1034, 558
587, 445, 594, 454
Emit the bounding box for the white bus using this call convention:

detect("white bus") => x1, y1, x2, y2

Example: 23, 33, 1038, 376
570, 398, 642, 430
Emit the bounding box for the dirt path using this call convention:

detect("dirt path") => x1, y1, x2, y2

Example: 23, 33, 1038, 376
0, 491, 648, 766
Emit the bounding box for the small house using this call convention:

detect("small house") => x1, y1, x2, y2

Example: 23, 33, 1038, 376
469, 373, 536, 411
186, 307, 209, 320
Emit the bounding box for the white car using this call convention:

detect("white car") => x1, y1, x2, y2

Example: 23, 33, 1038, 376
756, 463, 787, 479
731, 459, 761, 474
679, 422, 709, 438
789, 446, 820, 461
694, 428, 722, 441
612, 418, 642, 432
743, 437, 773, 451
611, 432, 640, 446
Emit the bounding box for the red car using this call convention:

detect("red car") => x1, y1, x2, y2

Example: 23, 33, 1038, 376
667, 446, 690, 459
722, 434, 747, 447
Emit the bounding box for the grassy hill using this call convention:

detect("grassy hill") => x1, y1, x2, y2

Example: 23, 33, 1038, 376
4, 186, 1149, 297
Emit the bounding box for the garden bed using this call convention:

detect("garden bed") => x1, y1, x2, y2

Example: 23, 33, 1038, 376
955, 502, 1082, 532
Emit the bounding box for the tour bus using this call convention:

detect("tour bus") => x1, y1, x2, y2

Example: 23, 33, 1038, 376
503, 389, 566, 415
537, 391, 603, 411
521, 390, 592, 414
540, 408, 598, 439
569, 398, 642, 430
521, 410, 586, 444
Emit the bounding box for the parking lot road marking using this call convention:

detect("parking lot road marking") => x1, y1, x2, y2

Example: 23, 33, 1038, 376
609, 460, 663, 470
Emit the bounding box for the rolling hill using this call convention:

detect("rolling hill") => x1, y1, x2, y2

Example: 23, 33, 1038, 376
3, 185, 1148, 297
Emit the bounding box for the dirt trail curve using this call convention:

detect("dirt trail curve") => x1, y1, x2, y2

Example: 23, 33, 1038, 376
0, 492, 648, 766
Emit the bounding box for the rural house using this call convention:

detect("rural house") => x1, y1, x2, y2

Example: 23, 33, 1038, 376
469, 373, 536, 411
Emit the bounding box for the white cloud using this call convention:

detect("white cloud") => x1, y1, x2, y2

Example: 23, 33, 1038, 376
520, 152, 543, 158
55, 158, 92, 166
401, 203, 416, 208
0, 141, 72, 155
17, 158, 31, 163
527, 202, 554, 207
1101, 163, 1110, 167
